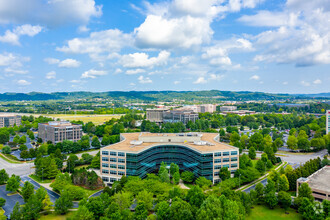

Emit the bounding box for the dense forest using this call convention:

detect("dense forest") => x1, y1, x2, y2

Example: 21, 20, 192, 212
0, 90, 329, 101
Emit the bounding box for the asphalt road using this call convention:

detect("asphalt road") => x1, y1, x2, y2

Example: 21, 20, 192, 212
0, 185, 24, 217
0, 156, 34, 176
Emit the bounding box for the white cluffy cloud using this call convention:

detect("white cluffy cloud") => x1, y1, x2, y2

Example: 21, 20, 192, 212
57, 29, 132, 60
120, 51, 170, 68
81, 69, 107, 79
193, 76, 207, 84
16, 79, 31, 85
134, 0, 262, 50
138, 75, 152, 84
241, 1, 330, 66
0, 0, 102, 27
250, 75, 260, 80
0, 24, 42, 45
44, 58, 81, 68
313, 79, 322, 84
46, 71, 56, 79
126, 69, 145, 75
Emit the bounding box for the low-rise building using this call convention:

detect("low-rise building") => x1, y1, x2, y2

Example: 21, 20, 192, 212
297, 166, 330, 201
0, 114, 21, 128
100, 132, 239, 185
220, 106, 237, 111
146, 108, 199, 124
38, 121, 82, 144
163, 110, 199, 124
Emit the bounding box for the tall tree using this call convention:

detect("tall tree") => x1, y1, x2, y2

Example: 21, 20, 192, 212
6, 175, 21, 192
0, 169, 9, 185
22, 181, 35, 202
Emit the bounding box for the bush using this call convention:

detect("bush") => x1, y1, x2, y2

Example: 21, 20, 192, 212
2, 146, 11, 154
64, 185, 86, 201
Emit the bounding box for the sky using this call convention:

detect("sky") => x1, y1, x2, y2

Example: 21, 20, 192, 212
0, 0, 329, 94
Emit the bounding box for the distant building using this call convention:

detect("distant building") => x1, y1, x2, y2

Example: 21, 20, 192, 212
270, 103, 310, 108
100, 132, 239, 185
199, 104, 217, 113
327, 110, 330, 134
38, 121, 82, 144
146, 108, 199, 124
220, 106, 237, 111
163, 110, 199, 124
297, 166, 330, 201
146, 108, 168, 123
0, 114, 21, 128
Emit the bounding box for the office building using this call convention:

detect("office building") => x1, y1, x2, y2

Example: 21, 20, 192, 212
38, 121, 82, 143
297, 166, 330, 201
0, 114, 21, 128
327, 110, 330, 134
100, 132, 239, 185
146, 108, 168, 123
146, 109, 199, 124
220, 106, 237, 111
163, 110, 199, 124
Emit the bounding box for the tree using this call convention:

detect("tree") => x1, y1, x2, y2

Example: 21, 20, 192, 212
173, 172, 180, 185
298, 182, 314, 202
170, 163, 179, 176
186, 186, 205, 208
6, 175, 20, 192
47, 158, 59, 179
168, 198, 193, 220
22, 181, 35, 202
181, 171, 194, 183
42, 194, 53, 212
1, 146, 11, 154
255, 183, 264, 203
278, 174, 289, 192
0, 169, 9, 184
10, 202, 22, 220
136, 190, 153, 211
0, 130, 9, 144
195, 177, 212, 189
255, 160, 265, 173
55, 189, 73, 214
114, 191, 132, 210
287, 135, 298, 150
72, 205, 94, 220
297, 138, 311, 151
0, 198, 5, 207
67, 154, 79, 173
13, 135, 20, 144
156, 201, 170, 220
91, 136, 101, 149
264, 190, 278, 209
196, 195, 222, 220
278, 191, 291, 212
248, 147, 256, 159
19, 144, 27, 151
20, 150, 30, 160
134, 202, 149, 220
219, 167, 231, 181
18, 135, 27, 144
21, 194, 42, 220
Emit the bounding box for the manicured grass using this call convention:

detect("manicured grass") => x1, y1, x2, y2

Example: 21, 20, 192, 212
277, 151, 314, 156
74, 165, 89, 170
29, 174, 53, 184
0, 207, 5, 216
39, 211, 75, 220
247, 205, 302, 220
0, 153, 21, 164
77, 185, 101, 198
40, 114, 122, 125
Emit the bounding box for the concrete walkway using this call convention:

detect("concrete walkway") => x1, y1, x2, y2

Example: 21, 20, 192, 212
178, 179, 190, 190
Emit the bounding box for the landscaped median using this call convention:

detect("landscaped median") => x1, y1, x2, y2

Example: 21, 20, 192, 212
237, 161, 287, 192
0, 153, 22, 164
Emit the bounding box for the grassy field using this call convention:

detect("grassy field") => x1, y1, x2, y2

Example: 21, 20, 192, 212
40, 114, 122, 125
39, 211, 75, 220
277, 150, 314, 156
247, 205, 302, 220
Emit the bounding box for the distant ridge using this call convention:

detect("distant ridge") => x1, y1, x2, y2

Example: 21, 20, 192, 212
0, 90, 328, 101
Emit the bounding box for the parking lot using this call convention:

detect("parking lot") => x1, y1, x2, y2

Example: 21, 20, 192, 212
0, 185, 24, 217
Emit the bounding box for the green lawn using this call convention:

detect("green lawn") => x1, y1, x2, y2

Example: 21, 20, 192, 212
39, 211, 75, 220
29, 174, 53, 184
247, 205, 302, 220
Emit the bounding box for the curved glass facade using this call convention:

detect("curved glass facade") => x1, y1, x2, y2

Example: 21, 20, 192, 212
126, 144, 214, 181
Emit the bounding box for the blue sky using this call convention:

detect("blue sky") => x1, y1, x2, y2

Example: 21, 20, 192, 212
0, 0, 329, 94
